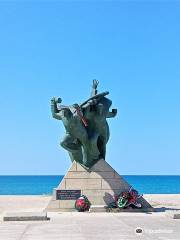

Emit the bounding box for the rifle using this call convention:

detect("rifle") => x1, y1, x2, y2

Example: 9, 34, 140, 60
80, 91, 109, 107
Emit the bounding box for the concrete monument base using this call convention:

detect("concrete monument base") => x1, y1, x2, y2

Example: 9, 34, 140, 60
47, 159, 151, 211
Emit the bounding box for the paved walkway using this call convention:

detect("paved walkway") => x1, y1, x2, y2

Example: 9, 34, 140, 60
0, 212, 179, 240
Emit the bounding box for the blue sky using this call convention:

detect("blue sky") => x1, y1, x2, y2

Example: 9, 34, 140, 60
0, 1, 179, 175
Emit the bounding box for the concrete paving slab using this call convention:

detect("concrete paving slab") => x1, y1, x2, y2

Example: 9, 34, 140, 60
0, 212, 180, 240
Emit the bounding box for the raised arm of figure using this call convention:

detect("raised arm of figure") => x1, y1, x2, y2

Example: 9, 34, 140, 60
90, 79, 99, 97
51, 97, 62, 120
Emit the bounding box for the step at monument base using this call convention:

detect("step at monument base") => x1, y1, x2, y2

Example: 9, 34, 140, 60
3, 212, 48, 221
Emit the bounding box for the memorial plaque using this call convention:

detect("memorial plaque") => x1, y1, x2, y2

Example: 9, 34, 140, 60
56, 190, 81, 200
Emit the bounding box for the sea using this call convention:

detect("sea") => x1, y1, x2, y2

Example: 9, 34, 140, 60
0, 175, 180, 195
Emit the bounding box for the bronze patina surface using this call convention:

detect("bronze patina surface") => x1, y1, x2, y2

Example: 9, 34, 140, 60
51, 80, 117, 169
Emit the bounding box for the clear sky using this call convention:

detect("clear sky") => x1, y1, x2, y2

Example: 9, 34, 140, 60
0, 1, 180, 175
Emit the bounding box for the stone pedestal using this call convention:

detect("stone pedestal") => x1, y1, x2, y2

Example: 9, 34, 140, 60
47, 159, 151, 211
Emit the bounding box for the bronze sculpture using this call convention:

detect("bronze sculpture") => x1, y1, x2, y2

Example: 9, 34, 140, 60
51, 80, 117, 169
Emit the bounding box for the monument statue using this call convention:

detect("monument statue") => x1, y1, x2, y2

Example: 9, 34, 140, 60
48, 80, 151, 211
51, 80, 117, 169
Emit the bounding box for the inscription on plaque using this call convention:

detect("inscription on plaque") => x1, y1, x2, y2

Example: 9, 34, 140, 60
56, 190, 81, 200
